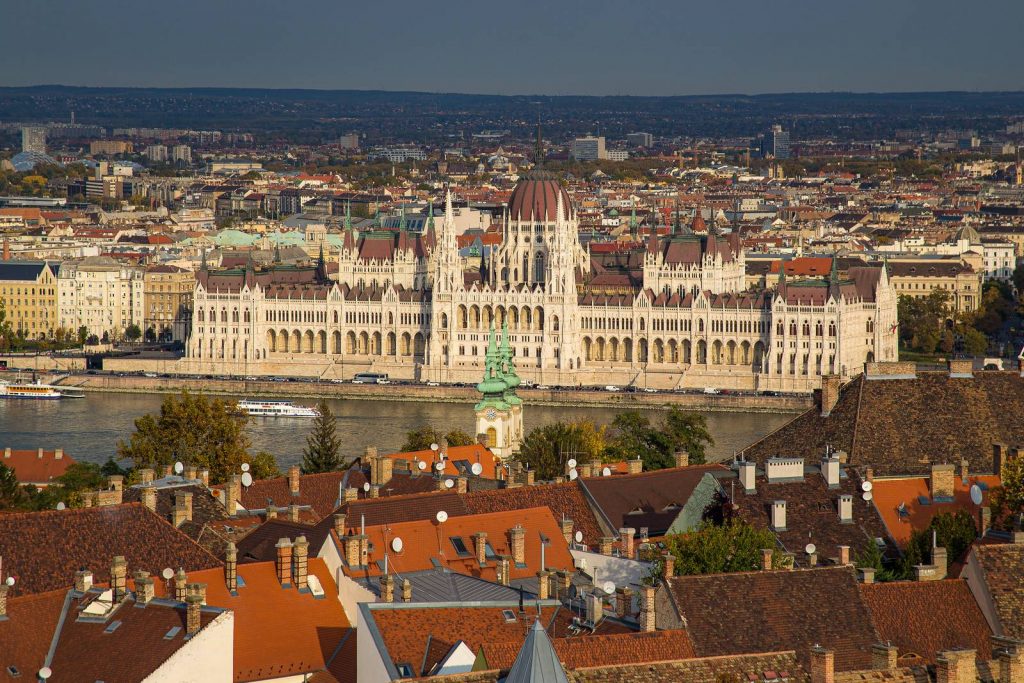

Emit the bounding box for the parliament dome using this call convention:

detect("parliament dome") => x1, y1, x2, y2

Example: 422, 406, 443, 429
507, 169, 572, 222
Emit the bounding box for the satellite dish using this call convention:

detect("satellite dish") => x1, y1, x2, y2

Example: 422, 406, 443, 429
38, 667, 52, 680
444, 478, 455, 489
414, 460, 425, 470
566, 458, 577, 469
241, 463, 250, 473
4, 576, 14, 587
861, 480, 873, 492
970, 484, 983, 506
161, 568, 174, 580
805, 543, 816, 555
241, 472, 253, 487
602, 580, 615, 595
55, 502, 66, 511
471, 462, 483, 476
430, 443, 439, 451
435, 462, 445, 471
174, 461, 184, 475
862, 491, 873, 501
568, 469, 578, 481
574, 530, 583, 543
392, 537, 404, 553
436, 510, 448, 523
362, 482, 371, 492
601, 467, 612, 477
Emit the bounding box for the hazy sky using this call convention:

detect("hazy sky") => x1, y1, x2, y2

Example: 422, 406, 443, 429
2, 0, 1021, 95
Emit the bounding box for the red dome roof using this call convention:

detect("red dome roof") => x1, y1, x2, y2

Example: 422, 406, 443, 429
507, 170, 571, 222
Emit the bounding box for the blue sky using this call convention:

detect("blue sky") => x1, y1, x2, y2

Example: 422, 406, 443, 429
2, 0, 1020, 95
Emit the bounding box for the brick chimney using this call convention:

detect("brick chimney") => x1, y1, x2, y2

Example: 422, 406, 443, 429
111, 555, 127, 603
872, 643, 898, 671
275, 538, 293, 587
739, 460, 756, 492
935, 649, 976, 683
980, 506, 992, 536
134, 571, 154, 604
401, 578, 412, 602
639, 586, 656, 632
199, 469, 210, 487
343, 487, 359, 502
770, 500, 787, 531
225, 542, 238, 593
293, 536, 309, 590
288, 504, 300, 522
537, 571, 550, 599
810, 646, 835, 683
172, 491, 193, 527
0, 584, 8, 618
761, 548, 774, 571
560, 518, 574, 545
838, 494, 853, 524
674, 451, 689, 468
509, 525, 525, 565
288, 465, 301, 495
993, 637, 1024, 683
333, 513, 347, 537
661, 551, 675, 579
474, 532, 488, 565
343, 534, 365, 568
948, 359, 974, 378
141, 486, 157, 513
993, 443, 1009, 477
380, 573, 395, 602
74, 569, 93, 593
266, 506, 277, 519
456, 475, 468, 493
496, 556, 511, 586
627, 457, 643, 474
139, 468, 155, 485
599, 536, 613, 556
174, 568, 187, 601
621, 528, 636, 559
959, 458, 969, 485
820, 374, 841, 417
185, 594, 203, 637
226, 475, 241, 516
184, 465, 198, 481
108, 474, 124, 493
186, 582, 207, 605
838, 545, 851, 566
371, 452, 393, 486
578, 463, 593, 478
616, 587, 633, 618
931, 463, 955, 499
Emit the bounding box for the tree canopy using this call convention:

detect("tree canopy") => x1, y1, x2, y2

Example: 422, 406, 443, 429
302, 400, 344, 474
400, 425, 475, 452
117, 390, 279, 484
648, 520, 781, 578
514, 419, 607, 480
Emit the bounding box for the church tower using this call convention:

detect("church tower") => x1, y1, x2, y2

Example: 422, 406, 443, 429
474, 324, 523, 459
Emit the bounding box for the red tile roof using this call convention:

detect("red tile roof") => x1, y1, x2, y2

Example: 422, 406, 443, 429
871, 474, 999, 548
1, 448, 75, 485
462, 482, 606, 548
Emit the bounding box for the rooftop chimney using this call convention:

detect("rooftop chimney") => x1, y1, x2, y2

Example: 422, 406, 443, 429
371, 450, 393, 486
185, 594, 203, 637
275, 538, 293, 587
770, 500, 787, 531
333, 513, 347, 537
0, 584, 7, 618
820, 374, 841, 417
199, 469, 209, 487
621, 528, 636, 559
627, 457, 643, 474
401, 578, 412, 602
935, 649, 976, 683
599, 536, 613, 556
184, 465, 198, 481
739, 460, 756, 492
380, 574, 395, 603
872, 643, 898, 671
134, 571, 154, 605
537, 571, 550, 599
288, 465, 300, 495
107, 474, 123, 492
74, 569, 93, 593
560, 518, 574, 546
226, 475, 240, 516
288, 504, 300, 522
761, 548, 774, 571
960, 458, 970, 485
931, 463, 955, 500
586, 592, 603, 626
993, 636, 1024, 683
343, 487, 358, 503
293, 535, 309, 590
496, 556, 511, 586
821, 456, 840, 489
141, 486, 157, 513
948, 359, 974, 378
810, 646, 835, 683
474, 532, 488, 565
661, 550, 674, 579
139, 468, 154, 485
859, 567, 875, 584
225, 542, 238, 593
111, 555, 127, 603
186, 582, 207, 605
838, 494, 853, 524
674, 451, 689, 468
509, 526, 526, 565
838, 545, 851, 566
639, 586, 656, 632
172, 491, 193, 527
174, 568, 187, 601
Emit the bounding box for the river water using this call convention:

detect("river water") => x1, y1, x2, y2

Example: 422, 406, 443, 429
0, 393, 793, 468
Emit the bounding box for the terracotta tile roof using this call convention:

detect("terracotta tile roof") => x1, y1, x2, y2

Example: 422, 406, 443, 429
462, 482, 606, 548
0, 588, 66, 681
870, 474, 1000, 548
385, 444, 503, 479
164, 558, 351, 682
335, 507, 575, 581
970, 543, 1024, 639
743, 372, 1024, 476
0, 503, 222, 597
727, 465, 896, 563
859, 580, 992, 665
664, 566, 879, 672
342, 490, 468, 529
238, 470, 345, 517
234, 516, 332, 563
579, 465, 725, 537
481, 629, 696, 671
122, 483, 229, 551
0, 448, 75, 485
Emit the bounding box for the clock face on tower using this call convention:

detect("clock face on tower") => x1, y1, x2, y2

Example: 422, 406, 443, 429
486, 408, 497, 420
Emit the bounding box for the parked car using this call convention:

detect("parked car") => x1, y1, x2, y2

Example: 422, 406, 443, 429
703, 387, 720, 395
426, 381, 440, 386
605, 385, 622, 392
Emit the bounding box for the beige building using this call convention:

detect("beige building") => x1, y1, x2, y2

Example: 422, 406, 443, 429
89, 140, 133, 156
58, 256, 145, 341
144, 264, 194, 341
0, 259, 60, 339
883, 257, 982, 314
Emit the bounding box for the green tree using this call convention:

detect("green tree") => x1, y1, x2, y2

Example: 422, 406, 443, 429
0, 298, 14, 352
400, 425, 475, 452
513, 420, 607, 480
0, 463, 26, 510
124, 323, 142, 342
661, 407, 714, 465
302, 400, 344, 473
77, 326, 89, 345
993, 455, 1024, 523
898, 289, 952, 353
854, 539, 904, 582
604, 409, 713, 471
903, 510, 979, 574
28, 462, 108, 509
961, 328, 989, 355
649, 521, 781, 577
117, 390, 280, 484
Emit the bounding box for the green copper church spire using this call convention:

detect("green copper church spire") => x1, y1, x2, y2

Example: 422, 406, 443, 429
499, 321, 522, 406
475, 324, 509, 411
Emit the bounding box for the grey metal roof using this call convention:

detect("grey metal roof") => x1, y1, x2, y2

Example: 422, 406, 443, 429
359, 568, 533, 603
0, 261, 53, 281
502, 619, 569, 683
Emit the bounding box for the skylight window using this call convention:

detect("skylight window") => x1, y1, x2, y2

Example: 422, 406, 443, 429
449, 537, 471, 557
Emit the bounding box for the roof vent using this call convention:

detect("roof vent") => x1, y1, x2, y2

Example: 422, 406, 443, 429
164, 626, 182, 640
6, 666, 20, 678
103, 620, 122, 634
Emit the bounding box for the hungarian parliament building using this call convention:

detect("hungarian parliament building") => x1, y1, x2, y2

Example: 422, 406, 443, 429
183, 170, 897, 392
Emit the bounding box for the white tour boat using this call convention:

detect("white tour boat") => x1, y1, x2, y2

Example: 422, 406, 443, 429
0, 381, 63, 399
236, 399, 319, 418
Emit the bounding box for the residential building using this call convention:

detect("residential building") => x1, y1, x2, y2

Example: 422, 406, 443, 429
183, 175, 897, 394
0, 259, 60, 338
144, 264, 194, 341
369, 147, 427, 163
627, 132, 653, 147
606, 148, 629, 161
143, 144, 168, 163
206, 159, 263, 174
339, 133, 360, 150
570, 136, 607, 161
171, 144, 192, 165
1, 447, 74, 487
20, 126, 46, 154
761, 124, 791, 159
57, 256, 145, 340
883, 257, 982, 313
89, 140, 133, 156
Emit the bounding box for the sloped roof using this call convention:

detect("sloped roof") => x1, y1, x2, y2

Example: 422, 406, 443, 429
0, 503, 222, 597
462, 482, 606, 548
504, 619, 569, 683
870, 474, 1000, 548
0, 448, 74, 485
664, 566, 879, 672
971, 543, 1024, 639
859, 580, 992, 664
742, 371, 1024, 476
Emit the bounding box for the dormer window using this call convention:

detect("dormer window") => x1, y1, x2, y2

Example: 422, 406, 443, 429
449, 537, 472, 557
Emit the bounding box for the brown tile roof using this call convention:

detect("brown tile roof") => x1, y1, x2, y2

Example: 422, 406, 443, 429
742, 372, 1024, 476
970, 543, 1024, 639
0, 448, 75, 485
859, 580, 992, 665
122, 483, 230, 556
664, 566, 879, 672
0, 588, 66, 681
343, 490, 467, 530
481, 629, 696, 671
238, 470, 345, 517
462, 482, 606, 548
0, 503, 222, 597
234, 516, 331, 563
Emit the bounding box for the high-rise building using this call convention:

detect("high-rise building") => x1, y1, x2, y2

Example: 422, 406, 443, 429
21, 127, 47, 154
171, 145, 192, 165
760, 125, 791, 160
627, 132, 653, 147
569, 136, 607, 161
339, 133, 360, 151
144, 145, 169, 163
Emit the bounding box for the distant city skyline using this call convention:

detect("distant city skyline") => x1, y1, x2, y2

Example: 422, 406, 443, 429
2, 0, 1022, 96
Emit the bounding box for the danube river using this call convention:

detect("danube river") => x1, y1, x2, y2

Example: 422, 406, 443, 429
0, 393, 793, 468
